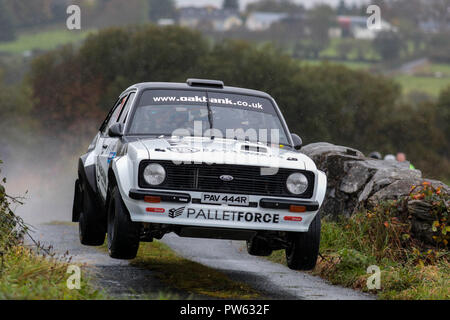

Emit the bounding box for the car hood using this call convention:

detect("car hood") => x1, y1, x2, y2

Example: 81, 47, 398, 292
128, 136, 317, 171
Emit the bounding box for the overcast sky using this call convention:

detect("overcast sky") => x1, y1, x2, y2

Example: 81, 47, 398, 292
176, 0, 371, 10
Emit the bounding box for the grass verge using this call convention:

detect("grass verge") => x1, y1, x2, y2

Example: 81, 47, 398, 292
130, 241, 261, 299
0, 245, 105, 300
267, 216, 449, 299
0, 160, 105, 300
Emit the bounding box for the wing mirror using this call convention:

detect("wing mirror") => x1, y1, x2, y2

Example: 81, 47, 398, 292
291, 133, 303, 150
108, 123, 123, 138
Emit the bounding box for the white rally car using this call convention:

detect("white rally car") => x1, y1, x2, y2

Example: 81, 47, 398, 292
72, 79, 327, 270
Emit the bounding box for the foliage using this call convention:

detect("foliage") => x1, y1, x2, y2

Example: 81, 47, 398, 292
409, 182, 449, 247
0, 0, 16, 42
0, 161, 27, 248
3, 0, 54, 29
0, 161, 104, 299
222, 0, 239, 11
305, 5, 336, 59
373, 31, 404, 61
148, 0, 177, 21
245, 0, 304, 13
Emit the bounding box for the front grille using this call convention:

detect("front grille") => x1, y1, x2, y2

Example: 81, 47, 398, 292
138, 161, 315, 198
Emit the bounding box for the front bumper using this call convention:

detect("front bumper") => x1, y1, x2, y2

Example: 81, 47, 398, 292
124, 189, 321, 232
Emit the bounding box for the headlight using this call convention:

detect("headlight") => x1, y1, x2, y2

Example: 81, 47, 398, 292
143, 163, 166, 186
286, 173, 308, 195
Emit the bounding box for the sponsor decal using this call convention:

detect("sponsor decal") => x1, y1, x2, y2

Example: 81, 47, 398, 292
168, 207, 185, 219
146, 207, 165, 213
284, 216, 303, 222
187, 208, 279, 224
107, 152, 117, 164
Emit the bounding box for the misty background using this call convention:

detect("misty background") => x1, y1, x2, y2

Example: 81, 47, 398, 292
0, 0, 449, 225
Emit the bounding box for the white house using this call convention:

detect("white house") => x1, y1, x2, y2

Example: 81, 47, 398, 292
337, 16, 396, 40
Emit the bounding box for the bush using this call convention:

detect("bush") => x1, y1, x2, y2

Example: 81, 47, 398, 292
0, 160, 27, 249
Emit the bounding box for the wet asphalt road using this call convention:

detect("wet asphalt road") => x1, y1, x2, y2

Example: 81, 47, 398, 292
27, 224, 373, 300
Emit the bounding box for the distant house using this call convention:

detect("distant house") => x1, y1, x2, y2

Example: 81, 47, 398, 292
337, 16, 395, 39
245, 12, 288, 31
178, 7, 243, 32
158, 19, 175, 26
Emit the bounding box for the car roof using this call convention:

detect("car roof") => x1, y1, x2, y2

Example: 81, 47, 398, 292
122, 82, 273, 100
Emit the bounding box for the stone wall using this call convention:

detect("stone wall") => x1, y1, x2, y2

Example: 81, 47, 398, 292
302, 142, 449, 245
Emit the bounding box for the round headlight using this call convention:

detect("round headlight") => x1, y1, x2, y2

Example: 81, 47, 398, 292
286, 173, 308, 195
143, 163, 166, 186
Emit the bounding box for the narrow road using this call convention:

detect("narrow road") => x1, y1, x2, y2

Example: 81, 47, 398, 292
162, 234, 373, 300
28, 224, 373, 300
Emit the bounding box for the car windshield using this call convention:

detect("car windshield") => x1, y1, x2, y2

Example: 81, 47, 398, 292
128, 89, 290, 145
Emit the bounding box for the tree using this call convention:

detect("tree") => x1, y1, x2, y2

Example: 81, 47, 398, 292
246, 0, 304, 13
3, 0, 53, 28
373, 31, 404, 61
337, 0, 348, 15
0, 0, 15, 42
223, 0, 239, 10
148, 0, 176, 21
306, 5, 336, 58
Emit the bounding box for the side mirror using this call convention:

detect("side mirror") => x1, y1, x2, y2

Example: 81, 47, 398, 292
291, 133, 302, 150
108, 123, 123, 138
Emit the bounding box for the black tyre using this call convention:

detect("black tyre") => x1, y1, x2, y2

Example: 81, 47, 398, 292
72, 180, 81, 222
107, 186, 140, 259
79, 181, 106, 246
285, 214, 321, 271
246, 236, 272, 256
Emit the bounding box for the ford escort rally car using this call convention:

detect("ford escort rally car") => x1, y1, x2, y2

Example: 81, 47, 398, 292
72, 79, 327, 270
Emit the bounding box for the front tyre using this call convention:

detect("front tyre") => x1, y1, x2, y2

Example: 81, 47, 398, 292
285, 214, 321, 271
79, 182, 106, 246
107, 186, 140, 259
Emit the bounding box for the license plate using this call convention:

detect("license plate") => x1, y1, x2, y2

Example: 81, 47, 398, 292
201, 193, 250, 206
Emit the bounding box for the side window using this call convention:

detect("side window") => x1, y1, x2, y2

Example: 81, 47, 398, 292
101, 95, 127, 136
118, 92, 135, 124
99, 98, 120, 134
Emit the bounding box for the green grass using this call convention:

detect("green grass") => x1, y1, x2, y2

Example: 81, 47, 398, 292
0, 29, 94, 54
393, 75, 450, 97
300, 59, 372, 70
131, 241, 261, 299
299, 58, 450, 97
429, 63, 450, 76
0, 244, 106, 299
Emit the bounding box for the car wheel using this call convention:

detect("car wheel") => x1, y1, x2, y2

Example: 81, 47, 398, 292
246, 236, 272, 256
79, 182, 106, 246
285, 214, 321, 271
72, 179, 81, 222
107, 186, 140, 259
